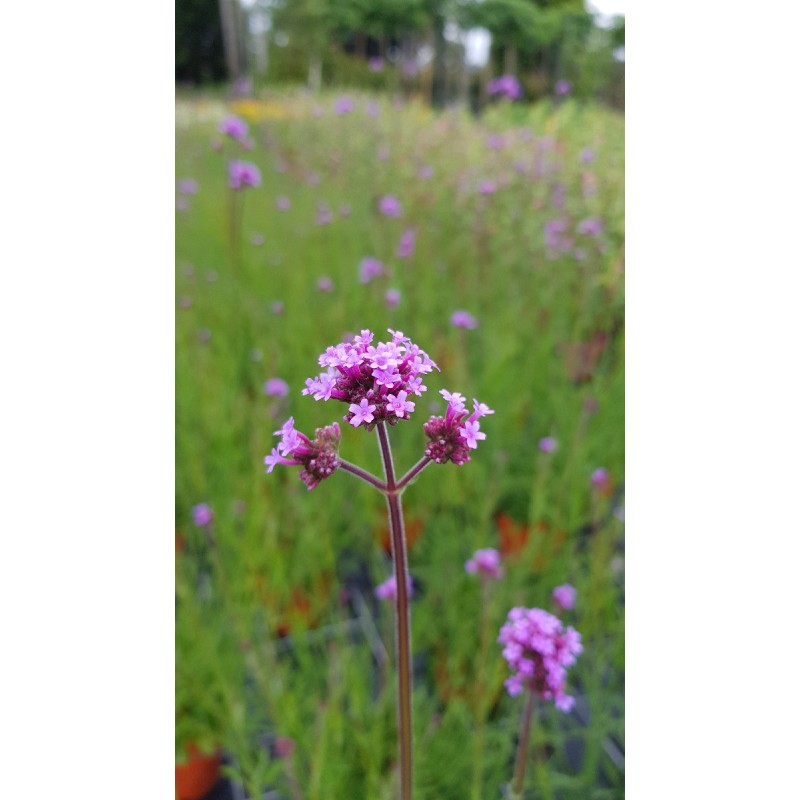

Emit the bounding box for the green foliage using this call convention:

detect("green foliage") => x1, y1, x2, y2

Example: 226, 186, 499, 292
176, 90, 624, 798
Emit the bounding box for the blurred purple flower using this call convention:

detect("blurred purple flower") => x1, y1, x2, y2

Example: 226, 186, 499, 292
333, 96, 354, 114
271, 301, 284, 315
366, 100, 380, 117
577, 218, 604, 237
552, 584, 577, 611
487, 74, 522, 101
554, 79, 572, 96
178, 179, 199, 195
378, 195, 403, 218
276, 196, 291, 211
580, 147, 596, 163
359, 257, 384, 284
307, 172, 320, 186
465, 548, 503, 580
228, 160, 261, 190
219, 115, 248, 141
451, 310, 478, 329
316, 276, 334, 292
590, 467, 610, 489
486, 133, 505, 150
385, 288, 402, 308
369, 56, 385, 72
176, 198, 189, 212
264, 378, 289, 397
539, 437, 558, 453
233, 76, 252, 97
478, 180, 497, 195
251, 233, 265, 246
396, 228, 416, 259
418, 164, 434, 179
377, 146, 390, 162
316, 203, 333, 225
192, 503, 213, 526
375, 574, 413, 601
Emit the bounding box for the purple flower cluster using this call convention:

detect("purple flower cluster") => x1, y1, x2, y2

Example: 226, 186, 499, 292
359, 257, 384, 284
498, 607, 582, 711
375, 574, 413, 601
333, 96, 354, 115
576, 217, 604, 237
229, 160, 261, 190
423, 391, 493, 465
488, 74, 522, 101
192, 503, 213, 526
219, 115, 248, 141
552, 584, 577, 611
264, 418, 341, 490
378, 195, 403, 218
451, 310, 479, 329
302, 329, 439, 430
396, 228, 416, 259
554, 79, 572, 97
465, 548, 503, 580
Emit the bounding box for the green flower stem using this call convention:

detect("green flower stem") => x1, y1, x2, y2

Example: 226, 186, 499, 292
376, 422, 414, 800
510, 689, 537, 800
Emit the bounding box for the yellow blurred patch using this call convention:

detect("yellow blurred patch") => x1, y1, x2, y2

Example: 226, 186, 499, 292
230, 99, 291, 121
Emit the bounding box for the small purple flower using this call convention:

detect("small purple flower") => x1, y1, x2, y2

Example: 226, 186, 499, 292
176, 198, 189, 212
451, 310, 478, 330
396, 228, 416, 259
486, 133, 504, 150
276, 196, 291, 211
359, 257, 384, 284
577, 218, 604, 237
316, 276, 334, 292
478, 180, 497, 196
366, 101, 380, 117
590, 467, 610, 489
385, 288, 402, 308
265, 418, 341, 490
264, 378, 289, 397
386, 390, 416, 419
552, 584, 577, 611
487, 74, 522, 101
418, 164, 434, 179
178, 179, 199, 195
219, 115, 249, 141
539, 437, 558, 453
423, 392, 492, 465
316, 203, 333, 225
229, 160, 261, 190
377, 146, 390, 162
375, 574, 413, 601
251, 233, 265, 246
369, 56, 385, 72
580, 147, 596, 164
554, 79, 572, 96
378, 195, 403, 218
307, 172, 320, 186
272, 737, 295, 759
465, 548, 503, 580
271, 301, 284, 315
339, 204, 352, 218
333, 96, 354, 114
192, 503, 213, 526
349, 398, 376, 427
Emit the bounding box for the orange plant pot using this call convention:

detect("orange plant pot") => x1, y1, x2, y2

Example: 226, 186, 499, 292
175, 743, 221, 800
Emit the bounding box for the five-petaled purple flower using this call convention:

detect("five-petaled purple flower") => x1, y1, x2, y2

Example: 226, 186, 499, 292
219, 116, 249, 141
498, 607, 582, 711
465, 548, 503, 580
229, 160, 261, 190
264, 417, 341, 490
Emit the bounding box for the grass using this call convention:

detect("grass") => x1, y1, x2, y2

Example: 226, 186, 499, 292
176, 88, 624, 799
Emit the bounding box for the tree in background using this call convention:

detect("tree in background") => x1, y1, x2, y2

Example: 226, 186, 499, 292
176, 0, 228, 84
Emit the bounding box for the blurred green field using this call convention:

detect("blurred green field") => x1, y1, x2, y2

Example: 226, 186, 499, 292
176, 90, 624, 799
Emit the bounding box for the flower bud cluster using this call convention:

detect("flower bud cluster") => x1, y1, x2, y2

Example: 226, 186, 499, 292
498, 607, 583, 712
423, 391, 493, 465
264, 417, 341, 490
303, 329, 439, 430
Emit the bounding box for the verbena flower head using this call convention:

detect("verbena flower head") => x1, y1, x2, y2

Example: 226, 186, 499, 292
378, 195, 403, 218
192, 503, 213, 526
498, 607, 582, 711
539, 436, 558, 453
590, 467, 610, 489
552, 584, 577, 611
229, 160, 261, 190
465, 548, 503, 580
488, 74, 522, 100
334, 96, 354, 114
219, 115, 248, 141
375, 574, 413, 601
264, 418, 341, 490
302, 329, 439, 430
423, 392, 493, 465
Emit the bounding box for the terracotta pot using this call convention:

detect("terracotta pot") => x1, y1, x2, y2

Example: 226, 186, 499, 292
175, 743, 221, 800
